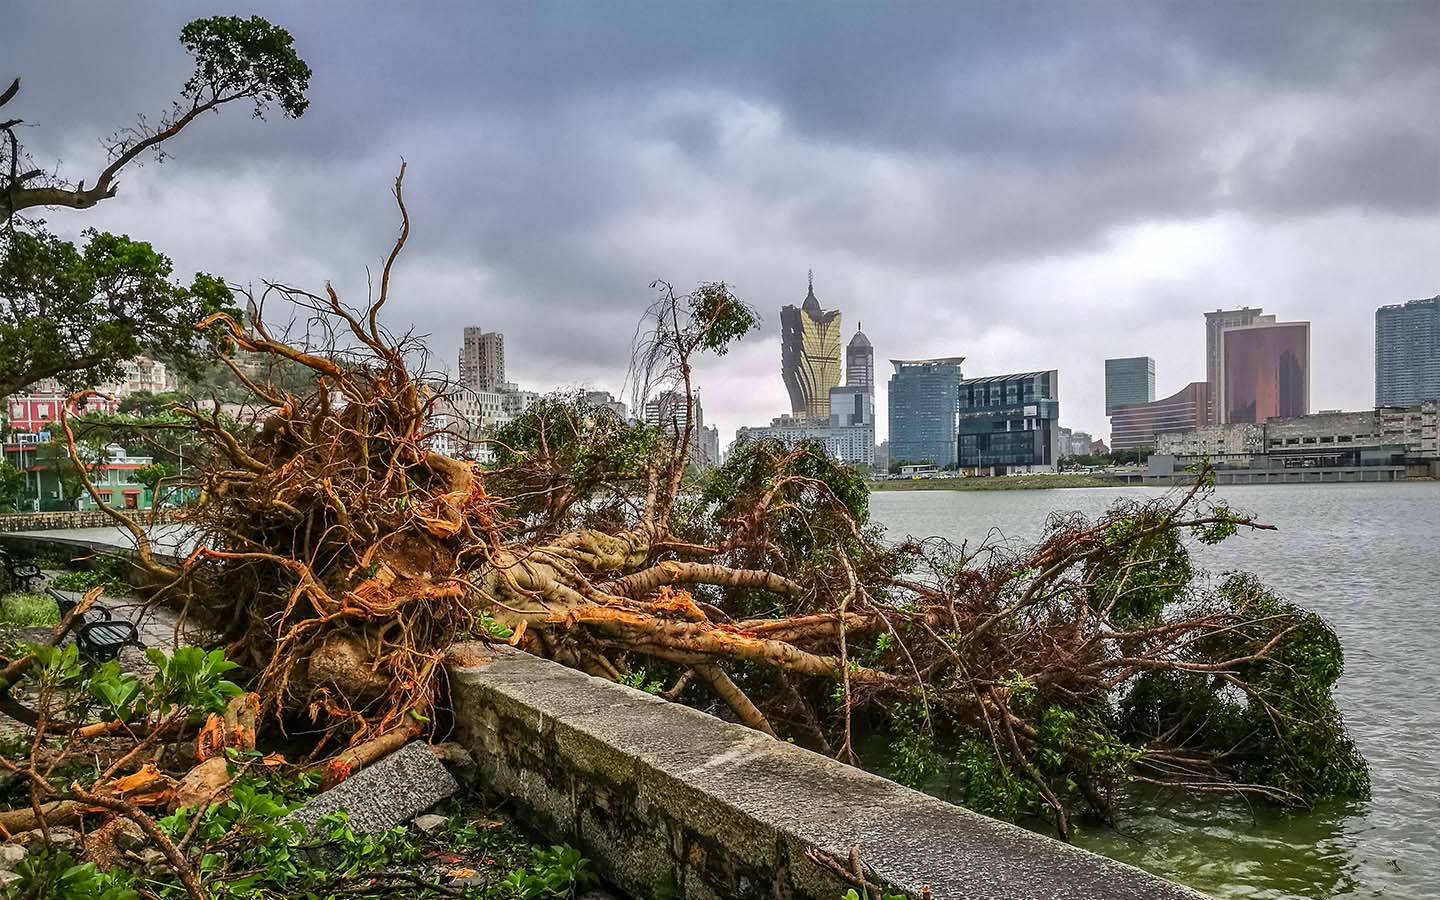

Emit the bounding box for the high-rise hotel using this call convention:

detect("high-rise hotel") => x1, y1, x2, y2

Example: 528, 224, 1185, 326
779, 272, 844, 421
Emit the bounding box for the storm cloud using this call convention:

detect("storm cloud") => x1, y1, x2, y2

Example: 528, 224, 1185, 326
7, 1, 1438, 443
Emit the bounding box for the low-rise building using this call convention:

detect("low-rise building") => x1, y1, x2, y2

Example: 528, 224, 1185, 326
1155, 401, 1438, 470
581, 390, 629, 421
424, 381, 511, 462
97, 356, 177, 399
734, 416, 875, 469
0, 442, 157, 511
1156, 423, 1265, 467
1109, 382, 1210, 451
5, 391, 120, 436
1378, 400, 1440, 460
955, 371, 1060, 474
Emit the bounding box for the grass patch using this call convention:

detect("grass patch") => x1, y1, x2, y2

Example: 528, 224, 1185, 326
0, 591, 59, 627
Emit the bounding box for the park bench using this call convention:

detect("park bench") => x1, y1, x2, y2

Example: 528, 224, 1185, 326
46, 587, 142, 661
1, 549, 43, 593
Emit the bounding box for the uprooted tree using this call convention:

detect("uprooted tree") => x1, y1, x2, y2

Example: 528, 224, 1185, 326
47, 168, 1368, 843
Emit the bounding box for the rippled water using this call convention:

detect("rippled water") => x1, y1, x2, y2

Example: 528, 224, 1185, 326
868, 482, 1440, 900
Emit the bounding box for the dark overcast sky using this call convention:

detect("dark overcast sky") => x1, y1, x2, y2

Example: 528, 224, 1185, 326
7, 2, 1438, 444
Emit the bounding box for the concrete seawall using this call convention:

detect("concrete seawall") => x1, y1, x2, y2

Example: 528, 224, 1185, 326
0, 510, 176, 533
447, 643, 1208, 900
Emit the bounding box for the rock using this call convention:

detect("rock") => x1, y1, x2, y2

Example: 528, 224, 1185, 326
305, 634, 391, 704
0, 870, 19, 889
170, 756, 232, 812
113, 818, 148, 852
431, 742, 478, 788
412, 813, 449, 836
42, 826, 81, 851
159, 736, 201, 773
285, 741, 458, 837
132, 847, 167, 874
84, 818, 124, 872
0, 843, 26, 871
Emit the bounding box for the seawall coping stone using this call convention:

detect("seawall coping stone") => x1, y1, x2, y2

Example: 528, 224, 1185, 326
447, 643, 1210, 900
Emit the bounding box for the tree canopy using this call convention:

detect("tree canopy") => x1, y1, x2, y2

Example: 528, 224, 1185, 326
0, 227, 239, 397
1, 15, 310, 221
0, 16, 309, 397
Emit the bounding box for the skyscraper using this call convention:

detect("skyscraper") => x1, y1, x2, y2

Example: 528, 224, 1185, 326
829, 324, 876, 428
1104, 357, 1155, 414
1218, 320, 1310, 424
1205, 308, 1271, 422
779, 272, 843, 421
459, 327, 505, 391
887, 357, 965, 467
846, 323, 874, 388
1376, 296, 1440, 407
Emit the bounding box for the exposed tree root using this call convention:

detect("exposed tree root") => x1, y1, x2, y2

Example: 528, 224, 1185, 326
46, 165, 1368, 841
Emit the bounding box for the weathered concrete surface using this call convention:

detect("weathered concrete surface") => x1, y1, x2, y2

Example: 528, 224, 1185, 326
0, 522, 194, 562
285, 741, 457, 835
0, 510, 176, 534
447, 644, 1210, 900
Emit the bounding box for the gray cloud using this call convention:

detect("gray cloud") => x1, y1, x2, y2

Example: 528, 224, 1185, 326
6, 0, 1437, 442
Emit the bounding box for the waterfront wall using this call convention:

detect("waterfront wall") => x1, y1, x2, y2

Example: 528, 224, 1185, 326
1122, 465, 1413, 486
447, 643, 1206, 900
0, 509, 176, 533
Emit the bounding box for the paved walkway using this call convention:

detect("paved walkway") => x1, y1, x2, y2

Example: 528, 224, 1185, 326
7, 523, 197, 560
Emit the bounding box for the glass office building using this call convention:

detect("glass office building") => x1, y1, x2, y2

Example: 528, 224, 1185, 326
1104, 357, 1156, 414
955, 371, 1060, 472
887, 358, 965, 467
1376, 296, 1440, 407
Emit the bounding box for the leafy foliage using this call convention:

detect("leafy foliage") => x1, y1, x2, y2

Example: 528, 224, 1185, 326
1119, 574, 1370, 801
489, 393, 660, 531
146, 646, 243, 717
0, 460, 23, 509
49, 553, 134, 593
179, 16, 311, 120
12, 851, 140, 900
0, 228, 239, 397
697, 437, 871, 571
841, 889, 907, 900
1, 13, 309, 393
497, 844, 595, 898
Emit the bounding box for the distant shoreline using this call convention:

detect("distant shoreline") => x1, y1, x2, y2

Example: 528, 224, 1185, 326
869, 474, 1127, 491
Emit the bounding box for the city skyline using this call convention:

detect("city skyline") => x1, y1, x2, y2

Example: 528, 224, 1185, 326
8, 3, 1435, 447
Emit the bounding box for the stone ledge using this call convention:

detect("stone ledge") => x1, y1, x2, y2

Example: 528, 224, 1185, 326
0, 510, 177, 533
446, 643, 1208, 900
